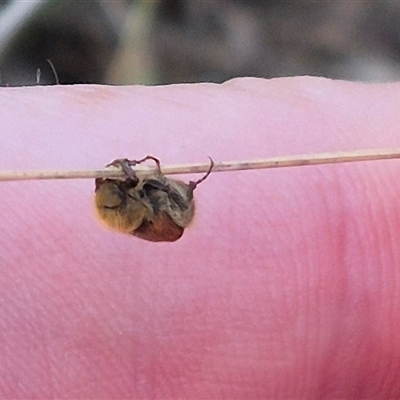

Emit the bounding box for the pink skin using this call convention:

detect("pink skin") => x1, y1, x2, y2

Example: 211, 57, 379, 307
0, 77, 400, 398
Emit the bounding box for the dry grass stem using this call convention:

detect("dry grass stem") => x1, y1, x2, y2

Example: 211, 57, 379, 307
0, 148, 400, 182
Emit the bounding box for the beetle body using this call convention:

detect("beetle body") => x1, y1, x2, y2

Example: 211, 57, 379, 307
94, 156, 212, 242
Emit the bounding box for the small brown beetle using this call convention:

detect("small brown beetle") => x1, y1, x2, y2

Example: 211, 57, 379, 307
94, 156, 213, 242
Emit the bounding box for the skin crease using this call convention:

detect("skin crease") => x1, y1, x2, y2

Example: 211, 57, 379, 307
1, 77, 400, 399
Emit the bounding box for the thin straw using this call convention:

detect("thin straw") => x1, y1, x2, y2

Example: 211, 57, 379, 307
0, 148, 399, 182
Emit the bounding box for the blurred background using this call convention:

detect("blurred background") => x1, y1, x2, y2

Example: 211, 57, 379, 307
1, 0, 400, 86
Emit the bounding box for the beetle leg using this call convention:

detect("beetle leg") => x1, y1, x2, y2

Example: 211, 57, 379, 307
106, 158, 139, 180
188, 157, 214, 194
128, 155, 162, 173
